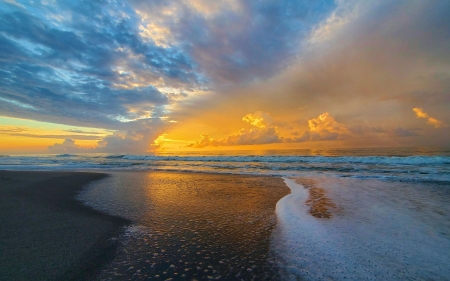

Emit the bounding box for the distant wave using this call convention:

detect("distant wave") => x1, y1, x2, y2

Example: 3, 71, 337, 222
105, 154, 127, 159
121, 154, 450, 165
55, 154, 77, 157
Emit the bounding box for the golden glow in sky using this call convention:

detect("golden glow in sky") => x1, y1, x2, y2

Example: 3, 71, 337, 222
0, 0, 449, 154
0, 117, 110, 154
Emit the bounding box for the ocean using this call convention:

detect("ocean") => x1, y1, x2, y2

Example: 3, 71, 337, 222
1, 147, 449, 183
1, 147, 450, 280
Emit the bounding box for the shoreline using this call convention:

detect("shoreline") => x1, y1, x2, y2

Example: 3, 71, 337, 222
0, 167, 290, 177
1, 170, 291, 280
78, 170, 291, 280
2, 162, 449, 280
0, 170, 131, 281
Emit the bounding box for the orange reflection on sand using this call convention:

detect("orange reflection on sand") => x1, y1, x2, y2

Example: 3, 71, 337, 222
142, 172, 288, 230
98, 171, 290, 280
293, 177, 340, 219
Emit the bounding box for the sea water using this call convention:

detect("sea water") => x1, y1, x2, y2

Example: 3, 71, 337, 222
1, 147, 449, 183
1, 147, 449, 280
273, 177, 450, 280
77, 172, 288, 280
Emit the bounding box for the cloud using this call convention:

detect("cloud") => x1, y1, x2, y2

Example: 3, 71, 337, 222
393, 127, 419, 137
286, 112, 350, 142
182, 0, 450, 144
96, 120, 165, 153
348, 125, 386, 136
413, 108, 444, 128
187, 110, 430, 148
242, 111, 273, 128
188, 111, 282, 147
186, 133, 221, 148
3, 1, 450, 151
8, 133, 102, 140
3, 0, 24, 8
48, 119, 165, 153
63, 129, 107, 135
132, 0, 336, 86
0, 126, 28, 133
187, 111, 393, 148
0, 126, 103, 140
308, 112, 349, 140
223, 127, 282, 146
0, 0, 202, 131
188, 111, 388, 147
48, 139, 86, 153
0, 0, 336, 154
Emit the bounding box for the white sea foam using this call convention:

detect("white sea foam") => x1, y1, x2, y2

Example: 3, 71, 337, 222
272, 177, 450, 280
123, 224, 153, 238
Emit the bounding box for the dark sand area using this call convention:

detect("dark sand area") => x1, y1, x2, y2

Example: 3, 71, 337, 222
0, 171, 130, 281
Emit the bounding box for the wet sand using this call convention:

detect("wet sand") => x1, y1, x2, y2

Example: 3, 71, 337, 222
0, 170, 291, 280
275, 177, 450, 280
79, 171, 291, 280
294, 178, 338, 219
0, 171, 131, 281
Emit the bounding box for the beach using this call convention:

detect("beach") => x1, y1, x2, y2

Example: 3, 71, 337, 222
79, 171, 290, 280
1, 149, 449, 280
273, 176, 450, 280
0, 170, 290, 280
0, 171, 130, 281
2, 0, 450, 278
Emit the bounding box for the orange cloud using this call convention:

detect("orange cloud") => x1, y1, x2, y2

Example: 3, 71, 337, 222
286, 112, 350, 142
413, 108, 444, 128
242, 111, 273, 128
186, 133, 221, 148
224, 127, 281, 145
188, 111, 353, 148
308, 112, 349, 138
186, 110, 429, 149
188, 111, 282, 148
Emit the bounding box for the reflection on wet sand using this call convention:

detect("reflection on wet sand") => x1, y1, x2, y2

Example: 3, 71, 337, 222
293, 178, 338, 219
83, 171, 290, 280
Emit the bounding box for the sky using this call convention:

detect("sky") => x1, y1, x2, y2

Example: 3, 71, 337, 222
0, 0, 449, 154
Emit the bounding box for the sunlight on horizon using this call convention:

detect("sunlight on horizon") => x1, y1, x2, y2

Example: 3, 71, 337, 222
0, 0, 449, 153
